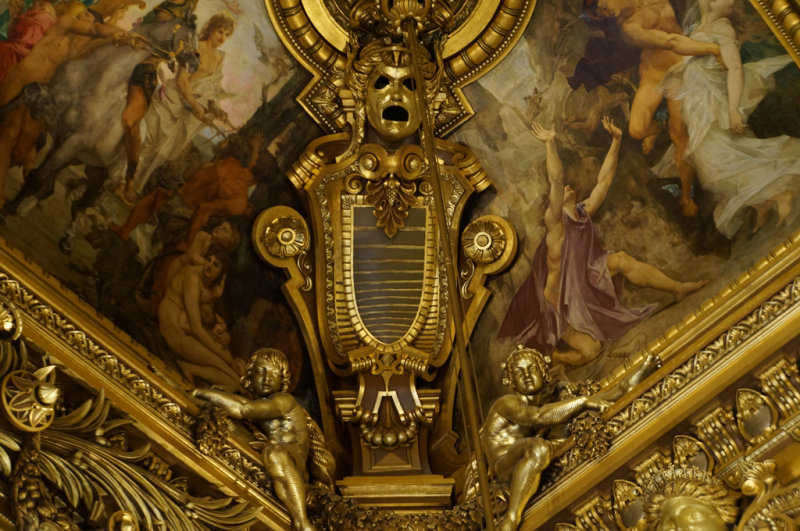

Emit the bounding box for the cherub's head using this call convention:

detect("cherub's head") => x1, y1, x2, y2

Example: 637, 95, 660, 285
644, 468, 738, 530
242, 348, 290, 396
502, 345, 551, 394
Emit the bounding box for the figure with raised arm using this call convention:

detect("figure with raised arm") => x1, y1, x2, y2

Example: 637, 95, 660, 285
498, 119, 707, 366
192, 348, 334, 531
117, 0, 200, 204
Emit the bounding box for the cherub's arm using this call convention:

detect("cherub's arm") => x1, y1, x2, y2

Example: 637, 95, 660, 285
192, 388, 250, 418
192, 389, 293, 420
583, 117, 622, 216
500, 394, 609, 428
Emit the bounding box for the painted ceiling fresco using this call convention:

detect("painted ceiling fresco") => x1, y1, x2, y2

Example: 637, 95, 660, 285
1, 0, 799, 421
453, 0, 800, 404
0, 0, 323, 410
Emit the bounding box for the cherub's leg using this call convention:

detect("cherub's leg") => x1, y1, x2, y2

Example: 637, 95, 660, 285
607, 251, 708, 301
666, 98, 698, 216
498, 438, 552, 531
264, 445, 315, 531
553, 326, 602, 366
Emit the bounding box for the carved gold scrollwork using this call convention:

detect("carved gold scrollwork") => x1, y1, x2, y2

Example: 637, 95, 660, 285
365, 177, 417, 238
612, 480, 644, 530
0, 298, 21, 341
736, 388, 779, 445
253, 206, 313, 291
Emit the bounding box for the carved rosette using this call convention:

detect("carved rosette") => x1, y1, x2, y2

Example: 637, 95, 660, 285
253, 206, 313, 292
459, 215, 517, 300
263, 216, 309, 258
462, 219, 506, 264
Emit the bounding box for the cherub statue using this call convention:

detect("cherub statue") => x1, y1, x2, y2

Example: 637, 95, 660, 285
481, 346, 611, 531
192, 348, 335, 531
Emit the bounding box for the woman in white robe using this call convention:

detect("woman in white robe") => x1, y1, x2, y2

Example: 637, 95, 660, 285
660, 0, 800, 237
133, 13, 235, 194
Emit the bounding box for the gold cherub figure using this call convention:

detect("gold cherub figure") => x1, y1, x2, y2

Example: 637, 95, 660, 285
192, 348, 334, 531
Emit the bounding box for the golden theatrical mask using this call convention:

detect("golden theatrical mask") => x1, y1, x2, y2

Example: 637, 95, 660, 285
363, 53, 424, 143
192, 348, 335, 531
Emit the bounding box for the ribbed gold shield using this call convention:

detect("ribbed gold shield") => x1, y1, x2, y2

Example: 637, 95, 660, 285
342, 203, 437, 348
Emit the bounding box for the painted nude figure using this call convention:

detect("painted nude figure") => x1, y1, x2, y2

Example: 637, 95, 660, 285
192, 348, 334, 531
158, 244, 241, 386
482, 346, 611, 531
498, 120, 707, 366
586, 0, 723, 216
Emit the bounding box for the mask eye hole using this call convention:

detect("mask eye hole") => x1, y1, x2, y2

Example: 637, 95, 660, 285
402, 78, 416, 91
374, 76, 390, 89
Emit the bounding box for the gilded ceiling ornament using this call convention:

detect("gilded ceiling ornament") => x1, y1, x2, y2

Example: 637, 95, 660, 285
461, 219, 506, 264
193, 348, 336, 531
1, 367, 59, 432
365, 176, 417, 237
265, 0, 536, 135
263, 215, 309, 258
0, 299, 21, 341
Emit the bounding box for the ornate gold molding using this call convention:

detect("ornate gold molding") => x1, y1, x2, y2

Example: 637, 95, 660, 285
749, 0, 800, 66
0, 242, 291, 529
521, 250, 800, 529
264, 0, 538, 136
551, 351, 800, 530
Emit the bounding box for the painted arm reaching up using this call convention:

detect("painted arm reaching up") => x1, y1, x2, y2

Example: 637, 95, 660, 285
583, 117, 623, 216
530, 122, 565, 309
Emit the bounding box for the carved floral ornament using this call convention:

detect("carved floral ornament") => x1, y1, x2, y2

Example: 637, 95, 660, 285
0, 299, 262, 530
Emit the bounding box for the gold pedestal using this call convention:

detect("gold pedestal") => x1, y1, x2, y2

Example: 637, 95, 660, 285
337, 475, 455, 512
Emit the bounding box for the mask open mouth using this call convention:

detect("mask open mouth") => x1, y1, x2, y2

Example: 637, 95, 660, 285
383, 105, 410, 123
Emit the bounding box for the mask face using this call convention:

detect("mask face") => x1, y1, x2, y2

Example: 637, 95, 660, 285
365, 61, 421, 142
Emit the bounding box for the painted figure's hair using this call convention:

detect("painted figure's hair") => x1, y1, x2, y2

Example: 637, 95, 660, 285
204, 244, 233, 278
501, 345, 552, 386
199, 13, 235, 41
242, 348, 291, 394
